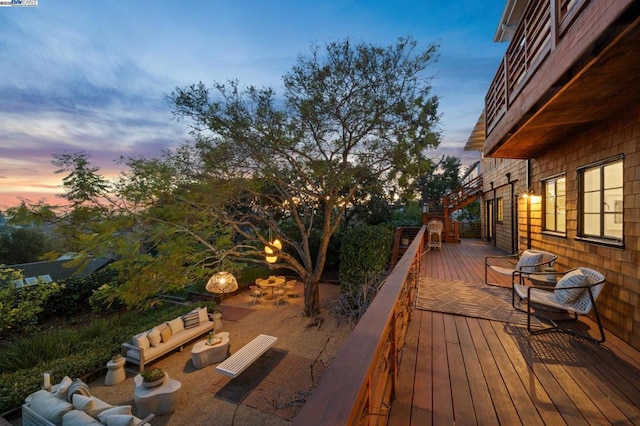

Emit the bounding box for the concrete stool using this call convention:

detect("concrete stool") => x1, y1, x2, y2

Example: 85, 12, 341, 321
105, 357, 126, 386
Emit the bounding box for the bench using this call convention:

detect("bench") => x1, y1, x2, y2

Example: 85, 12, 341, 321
215, 334, 278, 378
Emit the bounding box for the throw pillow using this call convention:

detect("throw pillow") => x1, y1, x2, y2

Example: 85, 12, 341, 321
62, 409, 102, 426
86, 398, 113, 418
133, 332, 150, 349
515, 251, 544, 273
53, 375, 73, 399
97, 405, 133, 422
168, 317, 184, 334
67, 379, 91, 402
554, 269, 588, 304
71, 393, 96, 411
102, 414, 136, 426
197, 307, 208, 323
182, 311, 200, 329
147, 327, 162, 347
160, 324, 172, 343
30, 390, 73, 424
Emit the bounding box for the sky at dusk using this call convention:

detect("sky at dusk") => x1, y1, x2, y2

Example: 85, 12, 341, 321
0, 1, 507, 209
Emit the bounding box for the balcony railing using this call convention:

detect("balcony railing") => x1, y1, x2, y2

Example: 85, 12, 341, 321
293, 226, 425, 425
485, 0, 590, 135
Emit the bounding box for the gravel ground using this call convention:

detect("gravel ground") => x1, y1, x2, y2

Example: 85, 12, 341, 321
85, 282, 352, 426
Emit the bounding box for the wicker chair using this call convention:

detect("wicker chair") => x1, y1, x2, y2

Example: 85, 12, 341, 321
249, 285, 264, 305
485, 249, 557, 287
513, 267, 606, 342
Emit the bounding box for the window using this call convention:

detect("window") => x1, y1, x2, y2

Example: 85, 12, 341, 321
543, 175, 566, 234
497, 198, 504, 223
578, 157, 623, 244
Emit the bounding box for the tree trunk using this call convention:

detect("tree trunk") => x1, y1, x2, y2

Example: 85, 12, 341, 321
303, 277, 321, 317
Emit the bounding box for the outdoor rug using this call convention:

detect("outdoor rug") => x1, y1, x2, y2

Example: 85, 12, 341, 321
216, 305, 256, 322
416, 277, 543, 327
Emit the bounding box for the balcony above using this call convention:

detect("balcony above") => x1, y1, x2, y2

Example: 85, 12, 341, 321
483, 0, 640, 159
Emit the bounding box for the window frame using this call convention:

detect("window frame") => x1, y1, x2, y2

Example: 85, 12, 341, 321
496, 197, 504, 223
576, 155, 624, 248
542, 173, 566, 237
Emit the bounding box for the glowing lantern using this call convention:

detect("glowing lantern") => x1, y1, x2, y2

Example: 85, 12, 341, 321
265, 239, 282, 264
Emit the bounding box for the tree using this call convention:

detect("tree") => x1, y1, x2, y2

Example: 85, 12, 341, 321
170, 37, 441, 316
0, 227, 52, 265
419, 155, 462, 212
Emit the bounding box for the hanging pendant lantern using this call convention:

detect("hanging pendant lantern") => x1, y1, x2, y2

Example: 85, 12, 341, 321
265, 238, 282, 264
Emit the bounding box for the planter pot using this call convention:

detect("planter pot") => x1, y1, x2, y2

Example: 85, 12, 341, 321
142, 373, 166, 388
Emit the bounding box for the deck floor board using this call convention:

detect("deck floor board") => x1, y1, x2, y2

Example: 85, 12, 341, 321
390, 239, 640, 425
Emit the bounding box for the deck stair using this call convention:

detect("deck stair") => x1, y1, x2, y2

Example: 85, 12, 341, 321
441, 175, 483, 243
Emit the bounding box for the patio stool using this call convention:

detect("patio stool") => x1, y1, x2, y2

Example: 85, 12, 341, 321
427, 220, 443, 249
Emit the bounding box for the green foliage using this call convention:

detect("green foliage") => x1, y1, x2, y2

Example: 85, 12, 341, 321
0, 268, 61, 334
391, 201, 424, 227
0, 227, 53, 265
339, 224, 394, 290
43, 267, 120, 318
141, 367, 164, 382
0, 303, 198, 412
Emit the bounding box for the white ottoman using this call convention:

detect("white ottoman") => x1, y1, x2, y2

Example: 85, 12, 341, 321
133, 373, 181, 417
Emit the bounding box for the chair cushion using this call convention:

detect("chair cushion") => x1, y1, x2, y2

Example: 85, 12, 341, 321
554, 269, 588, 304
515, 251, 543, 272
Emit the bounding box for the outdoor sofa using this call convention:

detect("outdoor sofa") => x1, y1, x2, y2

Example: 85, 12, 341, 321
121, 306, 214, 371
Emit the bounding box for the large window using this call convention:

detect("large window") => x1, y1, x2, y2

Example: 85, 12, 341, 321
543, 175, 566, 234
578, 157, 623, 244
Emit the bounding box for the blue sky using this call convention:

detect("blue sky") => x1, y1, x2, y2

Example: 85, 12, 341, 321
0, 1, 507, 208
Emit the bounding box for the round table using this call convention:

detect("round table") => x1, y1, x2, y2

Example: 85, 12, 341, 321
256, 277, 286, 303
105, 357, 126, 386
191, 332, 230, 369
133, 373, 181, 417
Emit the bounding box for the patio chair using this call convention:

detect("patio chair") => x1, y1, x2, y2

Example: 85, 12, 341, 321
249, 285, 264, 305
513, 267, 606, 342
273, 283, 287, 307
485, 249, 557, 287
285, 279, 299, 298
427, 220, 443, 249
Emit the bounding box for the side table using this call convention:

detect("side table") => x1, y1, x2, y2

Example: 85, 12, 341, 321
133, 373, 182, 417
191, 332, 230, 369
105, 357, 126, 386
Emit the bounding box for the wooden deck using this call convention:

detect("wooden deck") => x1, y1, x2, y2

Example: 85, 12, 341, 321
388, 239, 640, 425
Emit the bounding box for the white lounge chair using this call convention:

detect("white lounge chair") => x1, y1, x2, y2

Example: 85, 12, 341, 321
485, 249, 557, 287
513, 267, 606, 342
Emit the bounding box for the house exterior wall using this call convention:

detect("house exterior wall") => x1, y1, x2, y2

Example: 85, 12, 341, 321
480, 158, 527, 254
521, 103, 640, 348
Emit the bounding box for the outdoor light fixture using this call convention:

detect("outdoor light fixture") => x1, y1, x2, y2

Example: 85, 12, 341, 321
265, 239, 282, 264
206, 271, 238, 294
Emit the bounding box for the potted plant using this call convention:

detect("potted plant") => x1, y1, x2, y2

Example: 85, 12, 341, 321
140, 367, 166, 388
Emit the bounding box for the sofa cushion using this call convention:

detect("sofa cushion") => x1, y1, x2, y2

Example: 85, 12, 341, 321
71, 393, 96, 411
160, 324, 172, 343
147, 327, 162, 347
133, 332, 150, 349
182, 311, 200, 329
103, 414, 136, 426
97, 405, 132, 423
62, 409, 102, 426
197, 307, 208, 323
53, 376, 73, 400
30, 389, 74, 424
167, 317, 184, 334
555, 269, 588, 304
86, 397, 113, 418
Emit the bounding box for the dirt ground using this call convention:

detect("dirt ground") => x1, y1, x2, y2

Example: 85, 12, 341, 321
81, 282, 352, 426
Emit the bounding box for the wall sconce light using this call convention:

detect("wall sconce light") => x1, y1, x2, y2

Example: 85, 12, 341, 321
265, 238, 282, 264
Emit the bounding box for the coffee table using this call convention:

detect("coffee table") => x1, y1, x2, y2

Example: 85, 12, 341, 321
133, 373, 181, 417
191, 332, 230, 369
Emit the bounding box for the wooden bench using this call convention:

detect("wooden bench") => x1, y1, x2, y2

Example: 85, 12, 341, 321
215, 334, 278, 378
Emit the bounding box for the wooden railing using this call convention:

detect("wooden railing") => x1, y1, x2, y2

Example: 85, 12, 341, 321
293, 226, 425, 425
485, 0, 590, 135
